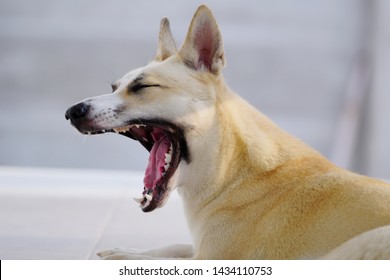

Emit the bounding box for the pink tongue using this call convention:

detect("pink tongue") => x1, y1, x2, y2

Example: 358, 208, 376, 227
143, 128, 171, 190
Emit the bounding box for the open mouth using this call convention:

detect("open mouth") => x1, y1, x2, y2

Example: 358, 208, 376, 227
81, 120, 189, 212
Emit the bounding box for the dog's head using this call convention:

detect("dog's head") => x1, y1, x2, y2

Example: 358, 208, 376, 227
65, 5, 226, 212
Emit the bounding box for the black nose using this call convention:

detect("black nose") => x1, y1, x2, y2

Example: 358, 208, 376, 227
65, 102, 90, 121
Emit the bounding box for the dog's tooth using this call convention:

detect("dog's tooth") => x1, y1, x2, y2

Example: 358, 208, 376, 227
133, 197, 144, 204
87, 132, 92, 136
113, 126, 132, 133
165, 153, 172, 164
102, 129, 106, 133
164, 163, 170, 172
144, 193, 153, 202
135, 124, 140, 129
143, 199, 151, 209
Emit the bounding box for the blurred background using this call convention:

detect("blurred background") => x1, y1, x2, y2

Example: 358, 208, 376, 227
1, 0, 390, 178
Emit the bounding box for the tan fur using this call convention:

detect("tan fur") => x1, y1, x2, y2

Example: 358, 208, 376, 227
72, 5, 390, 259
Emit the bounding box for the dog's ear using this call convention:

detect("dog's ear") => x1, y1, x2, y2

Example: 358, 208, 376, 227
178, 5, 226, 75
155, 17, 177, 61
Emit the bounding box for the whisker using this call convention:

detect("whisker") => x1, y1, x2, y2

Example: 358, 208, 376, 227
82, 135, 88, 146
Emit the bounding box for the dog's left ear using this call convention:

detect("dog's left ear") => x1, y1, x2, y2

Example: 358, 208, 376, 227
178, 5, 226, 75
155, 17, 177, 61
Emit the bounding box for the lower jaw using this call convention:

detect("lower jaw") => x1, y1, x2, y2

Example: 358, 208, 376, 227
137, 163, 180, 212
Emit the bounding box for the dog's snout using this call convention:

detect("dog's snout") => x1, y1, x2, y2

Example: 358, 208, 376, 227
65, 102, 91, 121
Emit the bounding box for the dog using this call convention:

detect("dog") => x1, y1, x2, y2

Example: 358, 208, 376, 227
65, 5, 390, 259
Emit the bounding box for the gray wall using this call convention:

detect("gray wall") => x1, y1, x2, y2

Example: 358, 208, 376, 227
1, 0, 388, 178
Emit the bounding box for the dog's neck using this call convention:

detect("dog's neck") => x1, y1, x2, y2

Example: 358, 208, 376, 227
177, 83, 320, 211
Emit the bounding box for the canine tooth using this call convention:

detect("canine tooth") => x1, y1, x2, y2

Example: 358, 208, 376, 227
87, 132, 92, 136
165, 153, 172, 163
164, 163, 170, 171
102, 129, 106, 133
133, 197, 144, 204
143, 200, 151, 208
113, 127, 124, 133
142, 137, 148, 142
145, 193, 153, 202
135, 124, 140, 128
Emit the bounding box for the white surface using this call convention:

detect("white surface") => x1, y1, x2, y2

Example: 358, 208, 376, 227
0, 167, 191, 259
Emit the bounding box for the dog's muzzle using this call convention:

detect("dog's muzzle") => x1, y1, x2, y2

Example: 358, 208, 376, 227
65, 100, 190, 212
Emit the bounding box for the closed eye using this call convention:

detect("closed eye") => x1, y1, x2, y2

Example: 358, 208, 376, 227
129, 84, 160, 93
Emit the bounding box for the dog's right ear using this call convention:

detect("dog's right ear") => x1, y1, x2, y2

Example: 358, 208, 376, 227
155, 17, 177, 61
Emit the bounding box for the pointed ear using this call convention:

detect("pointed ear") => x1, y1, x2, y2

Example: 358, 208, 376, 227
178, 5, 226, 74
155, 17, 177, 61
